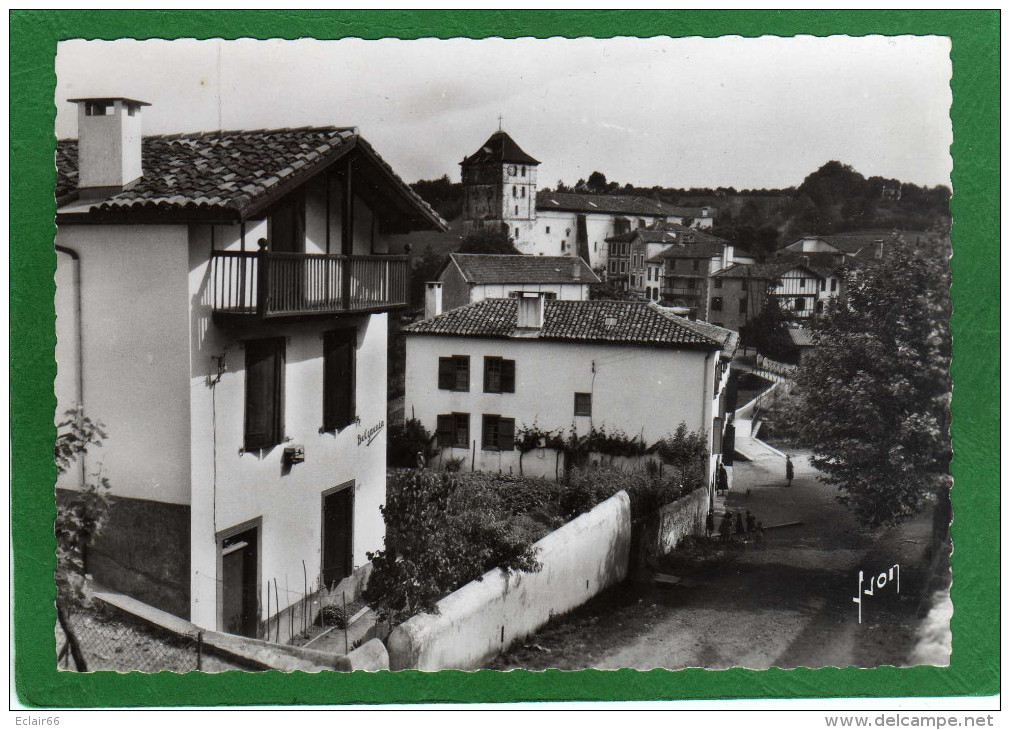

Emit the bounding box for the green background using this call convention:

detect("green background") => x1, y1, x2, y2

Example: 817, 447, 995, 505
11, 10, 999, 706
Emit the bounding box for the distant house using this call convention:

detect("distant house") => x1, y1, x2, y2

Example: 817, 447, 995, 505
710, 259, 839, 329
605, 222, 735, 309
458, 129, 715, 269
535, 192, 715, 269
403, 296, 736, 486
776, 231, 902, 265
786, 326, 816, 365
55, 97, 445, 637
433, 252, 600, 314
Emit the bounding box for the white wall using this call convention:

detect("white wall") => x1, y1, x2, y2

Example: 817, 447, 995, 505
405, 335, 714, 476
188, 224, 388, 630
54, 224, 193, 504
387, 491, 632, 670
533, 210, 667, 269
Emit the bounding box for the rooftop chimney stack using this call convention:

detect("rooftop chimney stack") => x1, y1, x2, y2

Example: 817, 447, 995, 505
517, 292, 545, 329
69, 97, 150, 195
424, 282, 443, 319
572, 261, 581, 281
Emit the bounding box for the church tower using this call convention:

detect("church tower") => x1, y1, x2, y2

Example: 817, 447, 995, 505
460, 130, 540, 253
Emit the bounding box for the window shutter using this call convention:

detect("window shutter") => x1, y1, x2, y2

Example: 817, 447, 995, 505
438, 357, 454, 390
436, 414, 453, 447
498, 418, 515, 451
501, 360, 515, 393
324, 329, 356, 431
245, 338, 284, 451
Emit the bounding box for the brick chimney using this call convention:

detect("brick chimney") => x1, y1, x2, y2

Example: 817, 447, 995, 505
69, 97, 149, 195
424, 281, 443, 319
572, 260, 581, 281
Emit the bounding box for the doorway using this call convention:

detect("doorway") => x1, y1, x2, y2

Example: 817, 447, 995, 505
321, 482, 354, 589
220, 523, 259, 638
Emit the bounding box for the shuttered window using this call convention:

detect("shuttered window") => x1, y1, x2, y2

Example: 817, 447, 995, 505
244, 338, 285, 451
436, 413, 470, 448
482, 415, 515, 451
574, 392, 592, 417
438, 356, 469, 391
323, 328, 356, 432
484, 356, 516, 393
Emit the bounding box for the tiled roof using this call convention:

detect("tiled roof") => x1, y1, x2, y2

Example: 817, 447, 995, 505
712, 260, 829, 280
536, 191, 712, 219
55, 128, 447, 229
461, 131, 540, 166
787, 327, 815, 347
671, 315, 740, 357
404, 299, 723, 350
610, 221, 727, 260
446, 253, 600, 285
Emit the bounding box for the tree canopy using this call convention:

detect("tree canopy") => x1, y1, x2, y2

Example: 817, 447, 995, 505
791, 234, 952, 527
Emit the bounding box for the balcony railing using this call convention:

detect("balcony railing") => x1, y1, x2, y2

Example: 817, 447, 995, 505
210, 251, 410, 319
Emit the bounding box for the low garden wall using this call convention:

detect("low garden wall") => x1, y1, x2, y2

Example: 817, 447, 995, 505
637, 486, 709, 568
386, 491, 632, 671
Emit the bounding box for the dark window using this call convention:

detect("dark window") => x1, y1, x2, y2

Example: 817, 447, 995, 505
800, 278, 807, 288
620, 261, 627, 273
821, 279, 826, 291
831, 278, 838, 292
521, 187, 526, 198
438, 356, 469, 391
484, 356, 516, 393
323, 328, 356, 431
738, 298, 748, 314
546, 226, 551, 234
610, 261, 617, 273
244, 338, 285, 451
711, 297, 723, 312
482, 414, 516, 451
714, 278, 723, 289
794, 297, 806, 311
436, 413, 470, 448
515, 205, 519, 215
521, 166, 526, 177
269, 195, 305, 253
574, 392, 592, 417
512, 185, 517, 198
515, 227, 520, 239
693, 260, 700, 272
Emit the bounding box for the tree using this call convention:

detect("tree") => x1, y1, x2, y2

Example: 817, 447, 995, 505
744, 296, 796, 361
54, 407, 112, 670
791, 234, 952, 527
457, 228, 521, 255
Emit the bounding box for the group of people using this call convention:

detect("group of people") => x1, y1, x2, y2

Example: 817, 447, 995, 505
705, 508, 764, 542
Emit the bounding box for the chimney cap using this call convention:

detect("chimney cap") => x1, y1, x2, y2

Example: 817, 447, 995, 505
68, 97, 151, 108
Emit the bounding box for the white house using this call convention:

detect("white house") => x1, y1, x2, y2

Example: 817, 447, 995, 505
54, 97, 446, 638
433, 252, 599, 313
458, 129, 715, 270
403, 296, 736, 486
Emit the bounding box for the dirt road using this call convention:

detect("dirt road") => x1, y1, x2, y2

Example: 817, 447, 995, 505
490, 447, 935, 671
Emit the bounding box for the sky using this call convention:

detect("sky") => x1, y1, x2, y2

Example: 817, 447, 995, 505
55, 36, 953, 190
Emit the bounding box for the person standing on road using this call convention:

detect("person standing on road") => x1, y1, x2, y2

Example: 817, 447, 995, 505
786, 454, 794, 487
719, 510, 733, 540
735, 511, 745, 535
717, 462, 729, 494
705, 510, 715, 539
746, 510, 756, 533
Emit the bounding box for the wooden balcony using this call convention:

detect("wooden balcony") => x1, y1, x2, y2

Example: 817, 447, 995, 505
210, 251, 410, 321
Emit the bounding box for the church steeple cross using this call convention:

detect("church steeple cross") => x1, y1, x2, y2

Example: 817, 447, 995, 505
498, 114, 504, 131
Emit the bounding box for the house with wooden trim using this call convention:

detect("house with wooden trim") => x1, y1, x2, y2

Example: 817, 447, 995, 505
54, 97, 445, 638
403, 295, 736, 486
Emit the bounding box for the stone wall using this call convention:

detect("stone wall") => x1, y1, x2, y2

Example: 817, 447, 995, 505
58, 490, 191, 619
638, 486, 709, 567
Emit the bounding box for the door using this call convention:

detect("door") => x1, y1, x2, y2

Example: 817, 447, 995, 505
221, 527, 259, 638
321, 485, 354, 589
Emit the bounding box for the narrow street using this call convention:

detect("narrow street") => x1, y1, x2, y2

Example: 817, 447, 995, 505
490, 443, 936, 671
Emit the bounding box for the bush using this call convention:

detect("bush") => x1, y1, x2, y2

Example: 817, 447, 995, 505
387, 418, 436, 469
365, 470, 543, 624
